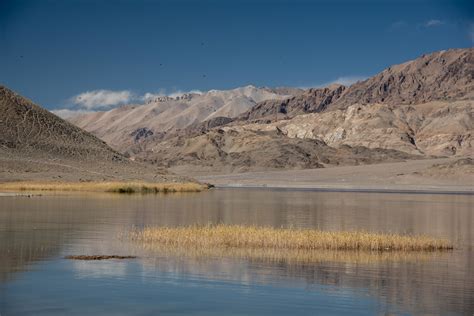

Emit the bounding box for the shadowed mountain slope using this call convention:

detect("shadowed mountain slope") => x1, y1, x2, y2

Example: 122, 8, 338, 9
131, 126, 418, 174
0, 86, 189, 182
0, 86, 124, 161
238, 85, 346, 122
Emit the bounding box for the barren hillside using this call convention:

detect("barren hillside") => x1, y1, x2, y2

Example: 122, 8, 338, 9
132, 126, 418, 174
238, 85, 346, 122
332, 48, 473, 108
243, 100, 472, 156
239, 48, 473, 121
64, 48, 473, 174
69, 85, 290, 150
0, 86, 189, 183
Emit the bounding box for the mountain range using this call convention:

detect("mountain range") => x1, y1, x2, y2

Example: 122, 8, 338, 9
1, 48, 472, 179
65, 48, 472, 174
68, 85, 290, 151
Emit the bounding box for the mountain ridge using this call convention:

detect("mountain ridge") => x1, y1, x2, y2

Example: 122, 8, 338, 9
68, 85, 291, 151
0, 86, 190, 182
238, 48, 473, 122
63, 48, 473, 174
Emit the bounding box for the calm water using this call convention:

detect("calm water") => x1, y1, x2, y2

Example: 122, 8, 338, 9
0, 189, 473, 315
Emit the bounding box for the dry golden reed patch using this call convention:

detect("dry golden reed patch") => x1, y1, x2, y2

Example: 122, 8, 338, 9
129, 224, 453, 252
0, 181, 206, 193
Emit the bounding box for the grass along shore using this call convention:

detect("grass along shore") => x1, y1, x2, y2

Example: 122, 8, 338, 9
0, 181, 207, 193
129, 225, 453, 252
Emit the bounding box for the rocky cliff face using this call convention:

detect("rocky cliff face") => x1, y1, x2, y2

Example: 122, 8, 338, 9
239, 48, 473, 121
238, 85, 346, 122
244, 100, 472, 157
134, 126, 416, 174
332, 48, 473, 108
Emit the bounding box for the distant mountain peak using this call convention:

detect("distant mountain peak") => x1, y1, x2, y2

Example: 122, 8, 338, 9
239, 48, 474, 121
68, 85, 294, 150
333, 47, 473, 108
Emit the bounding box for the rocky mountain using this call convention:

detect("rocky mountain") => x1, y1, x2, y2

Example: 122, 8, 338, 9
238, 84, 346, 122
332, 48, 473, 109
239, 48, 473, 121
135, 126, 417, 175
263, 87, 305, 97
69, 85, 291, 151
0, 86, 187, 182
65, 48, 473, 174
240, 100, 472, 157
125, 99, 472, 174
1, 86, 123, 161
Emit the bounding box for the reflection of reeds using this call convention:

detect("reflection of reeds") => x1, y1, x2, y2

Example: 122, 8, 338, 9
136, 243, 447, 264
0, 181, 206, 193
129, 225, 453, 252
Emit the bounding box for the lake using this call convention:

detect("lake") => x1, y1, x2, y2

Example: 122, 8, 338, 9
0, 189, 473, 315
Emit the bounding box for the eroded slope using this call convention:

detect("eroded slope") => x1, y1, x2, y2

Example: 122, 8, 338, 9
0, 86, 189, 182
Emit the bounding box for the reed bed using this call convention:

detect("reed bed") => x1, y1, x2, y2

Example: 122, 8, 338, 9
129, 224, 453, 252
0, 181, 206, 193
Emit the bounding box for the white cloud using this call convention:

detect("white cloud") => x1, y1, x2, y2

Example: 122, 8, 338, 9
52, 109, 93, 119
424, 19, 444, 27
57, 88, 207, 114
300, 76, 367, 89
71, 89, 133, 110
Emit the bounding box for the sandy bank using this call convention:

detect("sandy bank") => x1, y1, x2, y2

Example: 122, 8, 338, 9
197, 158, 473, 194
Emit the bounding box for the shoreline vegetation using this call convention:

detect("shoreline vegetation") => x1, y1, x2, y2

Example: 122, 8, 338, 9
0, 181, 207, 193
129, 225, 453, 252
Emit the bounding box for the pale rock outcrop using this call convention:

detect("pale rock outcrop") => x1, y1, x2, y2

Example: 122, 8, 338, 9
268, 100, 472, 156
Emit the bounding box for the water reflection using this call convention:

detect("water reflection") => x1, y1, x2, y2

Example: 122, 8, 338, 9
0, 190, 473, 315
137, 250, 472, 315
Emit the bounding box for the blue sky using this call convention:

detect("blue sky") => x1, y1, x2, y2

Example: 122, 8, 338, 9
1, 0, 473, 112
